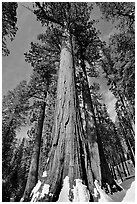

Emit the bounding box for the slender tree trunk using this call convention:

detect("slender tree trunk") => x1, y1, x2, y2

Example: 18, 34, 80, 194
95, 107, 123, 192
112, 158, 123, 183
119, 121, 135, 166
111, 164, 117, 180
119, 154, 128, 178
123, 95, 135, 124
117, 165, 123, 182
113, 81, 135, 133
30, 32, 93, 202
124, 160, 130, 176
21, 101, 46, 201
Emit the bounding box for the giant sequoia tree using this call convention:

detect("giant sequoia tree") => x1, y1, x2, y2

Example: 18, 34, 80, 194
28, 2, 102, 202
3, 2, 134, 202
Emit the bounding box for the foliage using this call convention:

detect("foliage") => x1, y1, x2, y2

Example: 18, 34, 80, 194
2, 2, 135, 201
90, 84, 125, 169
98, 3, 135, 151
2, 81, 30, 180
97, 2, 135, 30
3, 138, 26, 201
2, 2, 18, 56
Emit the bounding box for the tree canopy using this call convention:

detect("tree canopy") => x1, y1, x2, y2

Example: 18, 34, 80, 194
2, 2, 18, 56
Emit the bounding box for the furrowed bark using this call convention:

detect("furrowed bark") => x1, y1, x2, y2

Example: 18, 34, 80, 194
80, 57, 122, 193
30, 31, 93, 202
21, 101, 46, 201
81, 80, 101, 196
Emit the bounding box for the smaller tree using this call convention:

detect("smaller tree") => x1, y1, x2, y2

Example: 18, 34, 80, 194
2, 81, 30, 183
21, 34, 58, 201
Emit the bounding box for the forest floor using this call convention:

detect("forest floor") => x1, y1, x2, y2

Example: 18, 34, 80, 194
109, 176, 135, 202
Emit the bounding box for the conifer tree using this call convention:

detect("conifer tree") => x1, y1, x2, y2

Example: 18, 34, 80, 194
28, 3, 102, 202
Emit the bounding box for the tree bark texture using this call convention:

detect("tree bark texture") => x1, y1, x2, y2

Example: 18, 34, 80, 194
21, 101, 46, 201
30, 32, 93, 202
79, 57, 123, 193
81, 82, 101, 188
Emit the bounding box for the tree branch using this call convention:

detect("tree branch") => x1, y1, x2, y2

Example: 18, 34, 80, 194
32, 95, 45, 101
35, 2, 64, 27
21, 4, 35, 14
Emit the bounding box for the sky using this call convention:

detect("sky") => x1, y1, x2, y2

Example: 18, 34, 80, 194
2, 2, 117, 134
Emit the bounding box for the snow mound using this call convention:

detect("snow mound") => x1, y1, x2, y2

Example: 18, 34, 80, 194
57, 177, 90, 202
109, 176, 135, 202
72, 179, 90, 202
40, 183, 50, 199
57, 176, 70, 202
94, 180, 113, 202
42, 170, 47, 177
122, 181, 135, 202
30, 180, 41, 202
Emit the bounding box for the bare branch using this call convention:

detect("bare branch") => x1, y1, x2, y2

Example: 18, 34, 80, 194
21, 4, 34, 14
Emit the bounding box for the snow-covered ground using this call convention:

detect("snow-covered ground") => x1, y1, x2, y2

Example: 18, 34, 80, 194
30, 174, 135, 202
57, 176, 135, 202
109, 176, 135, 202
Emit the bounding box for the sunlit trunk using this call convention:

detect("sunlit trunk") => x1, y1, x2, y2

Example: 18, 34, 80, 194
30, 31, 92, 202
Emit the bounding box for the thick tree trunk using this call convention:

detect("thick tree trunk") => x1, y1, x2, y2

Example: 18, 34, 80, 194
81, 82, 101, 199
21, 101, 46, 201
30, 33, 93, 202
80, 56, 122, 193
80, 58, 101, 181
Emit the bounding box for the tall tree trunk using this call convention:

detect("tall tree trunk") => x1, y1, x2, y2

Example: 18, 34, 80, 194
124, 160, 130, 176
123, 95, 135, 124
81, 81, 101, 199
119, 121, 135, 166
116, 87, 135, 138
21, 101, 46, 201
80, 56, 122, 193
112, 158, 123, 183
93, 102, 121, 192
119, 154, 128, 178
110, 163, 117, 180
112, 127, 128, 178
30, 32, 93, 202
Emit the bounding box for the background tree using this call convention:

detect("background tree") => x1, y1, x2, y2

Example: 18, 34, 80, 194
2, 138, 30, 202
2, 81, 30, 183
21, 34, 58, 201
98, 2, 135, 129
97, 2, 135, 175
